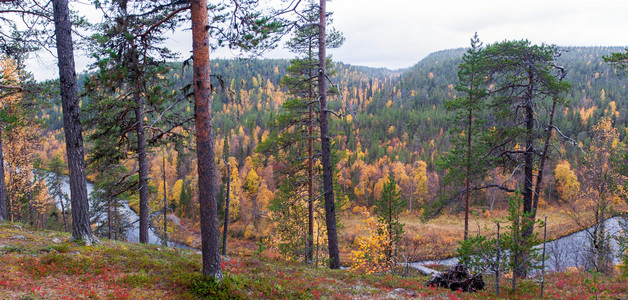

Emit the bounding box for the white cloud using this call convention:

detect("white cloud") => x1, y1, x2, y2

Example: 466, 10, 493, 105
25, 0, 628, 80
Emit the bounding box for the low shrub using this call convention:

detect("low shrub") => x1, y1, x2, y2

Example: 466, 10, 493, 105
189, 275, 242, 299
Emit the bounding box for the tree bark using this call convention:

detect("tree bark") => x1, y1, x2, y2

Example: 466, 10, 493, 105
464, 107, 472, 241
57, 174, 68, 232
52, 0, 98, 245
318, 0, 340, 269
516, 71, 535, 278
0, 133, 6, 221
222, 160, 230, 256
307, 39, 314, 264
163, 155, 168, 246
464, 55, 477, 241
528, 98, 558, 233
191, 0, 222, 279
522, 71, 535, 217
107, 197, 111, 239
134, 92, 150, 244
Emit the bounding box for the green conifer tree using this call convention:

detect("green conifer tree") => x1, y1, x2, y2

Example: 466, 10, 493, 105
375, 172, 404, 264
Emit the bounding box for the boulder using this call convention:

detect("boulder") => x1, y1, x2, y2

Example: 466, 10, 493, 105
388, 288, 417, 297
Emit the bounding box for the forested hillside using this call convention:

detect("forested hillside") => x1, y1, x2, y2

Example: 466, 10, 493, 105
4, 0, 628, 296
28, 46, 627, 242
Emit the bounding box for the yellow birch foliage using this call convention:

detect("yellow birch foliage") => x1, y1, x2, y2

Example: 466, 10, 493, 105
413, 160, 428, 206
227, 156, 241, 221
350, 212, 391, 274
171, 179, 184, 206
554, 160, 580, 202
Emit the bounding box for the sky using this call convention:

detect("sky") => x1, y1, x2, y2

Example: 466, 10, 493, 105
26, 0, 628, 81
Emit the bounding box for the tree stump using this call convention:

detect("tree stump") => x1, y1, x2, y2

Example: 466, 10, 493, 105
425, 264, 485, 292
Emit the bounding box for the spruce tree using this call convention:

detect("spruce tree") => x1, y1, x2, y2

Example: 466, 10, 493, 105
375, 173, 404, 264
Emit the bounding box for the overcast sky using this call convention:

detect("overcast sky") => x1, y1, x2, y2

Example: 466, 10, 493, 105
27, 0, 628, 81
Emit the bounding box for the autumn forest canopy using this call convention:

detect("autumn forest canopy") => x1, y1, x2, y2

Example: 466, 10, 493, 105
1, 0, 628, 298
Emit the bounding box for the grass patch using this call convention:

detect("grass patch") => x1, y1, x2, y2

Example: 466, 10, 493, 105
189, 275, 242, 299
1, 220, 627, 299
120, 271, 153, 288
1, 245, 26, 254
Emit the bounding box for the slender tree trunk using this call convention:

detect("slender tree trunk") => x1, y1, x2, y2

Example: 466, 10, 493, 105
529, 99, 557, 225
114, 200, 118, 240
163, 155, 168, 246
222, 160, 230, 256
318, 0, 340, 269
131, 57, 151, 244
540, 216, 547, 298
464, 106, 472, 241
135, 102, 150, 243
496, 222, 501, 296
8, 169, 13, 221
28, 187, 34, 226
253, 190, 258, 227
307, 103, 314, 263
464, 62, 475, 241
53, 0, 98, 245
522, 73, 535, 217
57, 176, 68, 232
306, 40, 314, 264
191, 0, 222, 279
388, 197, 393, 261
0, 133, 6, 221
107, 197, 111, 239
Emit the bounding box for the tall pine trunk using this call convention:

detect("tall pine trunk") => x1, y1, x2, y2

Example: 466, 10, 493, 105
162, 155, 168, 246
52, 0, 98, 245
529, 98, 558, 228
134, 92, 150, 244
516, 72, 535, 278
307, 40, 314, 264
318, 0, 340, 269
0, 133, 6, 221
191, 0, 222, 279
222, 160, 230, 256
57, 175, 68, 232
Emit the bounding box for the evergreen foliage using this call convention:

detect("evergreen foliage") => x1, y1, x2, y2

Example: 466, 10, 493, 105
374, 172, 404, 264
258, 0, 343, 263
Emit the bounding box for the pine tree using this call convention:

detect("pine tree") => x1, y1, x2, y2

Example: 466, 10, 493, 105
257, 0, 343, 263
84, 0, 191, 243
53, 0, 99, 245
441, 33, 490, 240
481, 40, 569, 276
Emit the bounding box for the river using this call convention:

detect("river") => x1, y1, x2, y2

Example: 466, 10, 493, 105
411, 216, 626, 273
54, 175, 626, 269
56, 176, 191, 249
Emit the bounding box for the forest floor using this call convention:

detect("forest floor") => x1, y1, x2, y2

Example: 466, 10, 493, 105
1, 221, 627, 299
